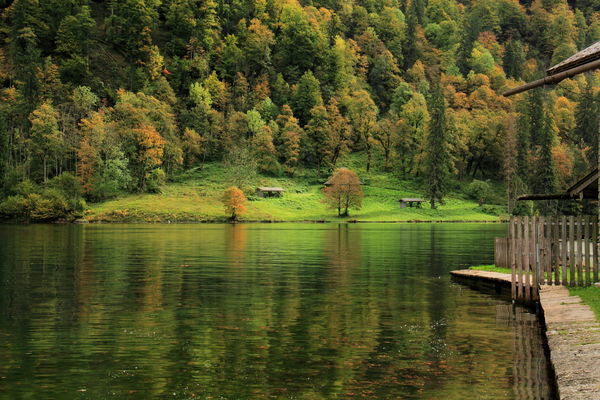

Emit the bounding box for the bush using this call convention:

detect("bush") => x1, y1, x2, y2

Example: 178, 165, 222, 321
0, 173, 86, 222
146, 168, 166, 193
512, 200, 533, 216
467, 180, 491, 206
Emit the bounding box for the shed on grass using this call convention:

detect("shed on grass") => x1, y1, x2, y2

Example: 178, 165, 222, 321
399, 198, 425, 208
256, 187, 285, 198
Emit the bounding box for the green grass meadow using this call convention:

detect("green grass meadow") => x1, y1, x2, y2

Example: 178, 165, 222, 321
88, 161, 506, 223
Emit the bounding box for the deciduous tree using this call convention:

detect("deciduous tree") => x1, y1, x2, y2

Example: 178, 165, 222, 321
222, 186, 247, 221
323, 168, 363, 217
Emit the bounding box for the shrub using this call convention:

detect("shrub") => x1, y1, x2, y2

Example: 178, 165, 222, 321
146, 168, 166, 193
0, 173, 86, 221
467, 180, 491, 206
512, 200, 533, 216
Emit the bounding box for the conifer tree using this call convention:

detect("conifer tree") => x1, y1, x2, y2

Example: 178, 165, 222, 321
503, 40, 526, 80
291, 71, 323, 126
575, 79, 599, 161
424, 78, 451, 209
516, 100, 531, 189
403, 1, 419, 70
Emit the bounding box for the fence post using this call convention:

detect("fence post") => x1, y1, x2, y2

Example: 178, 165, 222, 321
525, 216, 532, 303
517, 217, 524, 301
585, 215, 591, 286
510, 217, 516, 301
570, 216, 576, 286
553, 217, 560, 286
592, 215, 600, 282
562, 216, 568, 286
578, 216, 584, 287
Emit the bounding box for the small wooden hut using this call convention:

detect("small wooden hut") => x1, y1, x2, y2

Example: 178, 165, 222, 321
399, 198, 424, 208
256, 187, 285, 198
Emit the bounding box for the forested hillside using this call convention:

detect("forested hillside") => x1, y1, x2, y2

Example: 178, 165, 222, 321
0, 0, 599, 221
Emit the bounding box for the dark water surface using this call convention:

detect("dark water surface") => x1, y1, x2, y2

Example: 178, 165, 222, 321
0, 223, 555, 399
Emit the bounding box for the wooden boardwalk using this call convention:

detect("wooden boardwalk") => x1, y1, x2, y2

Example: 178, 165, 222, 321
451, 269, 600, 400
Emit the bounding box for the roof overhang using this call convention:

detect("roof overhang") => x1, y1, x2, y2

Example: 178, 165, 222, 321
503, 58, 600, 97
503, 40, 600, 97
518, 168, 599, 201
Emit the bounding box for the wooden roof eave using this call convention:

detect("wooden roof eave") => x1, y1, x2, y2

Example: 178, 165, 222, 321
503, 58, 600, 97
567, 168, 599, 196
517, 193, 594, 201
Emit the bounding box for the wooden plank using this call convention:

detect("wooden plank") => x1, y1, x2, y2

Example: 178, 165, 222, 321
517, 217, 524, 300
562, 216, 568, 286
553, 217, 560, 286
495, 238, 500, 267
575, 216, 583, 286
538, 216, 544, 287
525, 216, 531, 303
585, 215, 591, 286
592, 215, 600, 282
510, 218, 516, 301
570, 216, 575, 286
544, 217, 552, 285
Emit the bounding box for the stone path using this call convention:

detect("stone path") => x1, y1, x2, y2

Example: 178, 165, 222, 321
539, 285, 600, 400
450, 269, 600, 400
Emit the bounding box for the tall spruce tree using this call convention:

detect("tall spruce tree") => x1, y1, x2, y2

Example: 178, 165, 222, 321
503, 40, 526, 80
575, 79, 599, 161
403, 0, 419, 70
425, 78, 451, 209
516, 100, 531, 189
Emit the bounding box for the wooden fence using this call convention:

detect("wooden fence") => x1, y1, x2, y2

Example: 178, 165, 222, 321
496, 216, 599, 303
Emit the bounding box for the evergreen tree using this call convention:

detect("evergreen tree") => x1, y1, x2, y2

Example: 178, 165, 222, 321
403, 0, 419, 70
424, 78, 451, 209
575, 79, 599, 162
290, 71, 323, 126
516, 100, 531, 188
533, 110, 558, 195
503, 40, 526, 80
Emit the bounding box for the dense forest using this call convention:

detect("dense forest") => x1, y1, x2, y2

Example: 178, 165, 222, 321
1, 0, 600, 220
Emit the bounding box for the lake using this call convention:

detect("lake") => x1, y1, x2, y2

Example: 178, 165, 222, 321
0, 223, 555, 399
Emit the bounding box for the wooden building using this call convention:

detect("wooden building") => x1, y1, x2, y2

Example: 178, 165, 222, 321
500, 42, 600, 303
504, 41, 600, 97
519, 168, 598, 202
256, 187, 285, 198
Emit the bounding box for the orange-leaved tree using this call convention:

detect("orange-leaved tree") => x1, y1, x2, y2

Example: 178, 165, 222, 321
134, 124, 165, 191
222, 186, 247, 221
323, 168, 363, 217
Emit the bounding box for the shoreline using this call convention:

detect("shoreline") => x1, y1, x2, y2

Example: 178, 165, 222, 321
450, 269, 600, 400
2, 218, 507, 225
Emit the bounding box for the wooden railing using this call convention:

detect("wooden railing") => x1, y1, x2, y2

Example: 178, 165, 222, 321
496, 216, 599, 303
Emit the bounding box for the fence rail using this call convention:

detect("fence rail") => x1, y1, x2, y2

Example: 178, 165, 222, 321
496, 216, 599, 303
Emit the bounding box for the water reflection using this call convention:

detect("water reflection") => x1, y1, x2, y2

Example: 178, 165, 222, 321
0, 223, 554, 399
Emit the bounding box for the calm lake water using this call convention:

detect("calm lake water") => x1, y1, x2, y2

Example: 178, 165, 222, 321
0, 223, 555, 399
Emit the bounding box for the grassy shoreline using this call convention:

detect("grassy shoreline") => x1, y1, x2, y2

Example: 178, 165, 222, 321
85, 163, 506, 223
